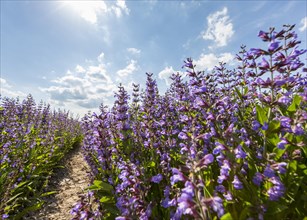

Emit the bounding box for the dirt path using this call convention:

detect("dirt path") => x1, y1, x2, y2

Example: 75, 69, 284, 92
26, 146, 92, 220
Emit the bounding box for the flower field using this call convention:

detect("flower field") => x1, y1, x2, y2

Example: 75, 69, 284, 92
0, 95, 83, 219
1, 24, 307, 219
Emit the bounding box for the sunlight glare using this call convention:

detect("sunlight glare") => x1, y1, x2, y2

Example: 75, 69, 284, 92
61, 1, 107, 24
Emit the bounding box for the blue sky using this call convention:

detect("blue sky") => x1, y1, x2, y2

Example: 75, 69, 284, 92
1, 0, 306, 116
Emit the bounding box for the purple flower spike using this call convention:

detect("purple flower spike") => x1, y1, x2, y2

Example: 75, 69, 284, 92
267, 177, 285, 201
210, 196, 225, 218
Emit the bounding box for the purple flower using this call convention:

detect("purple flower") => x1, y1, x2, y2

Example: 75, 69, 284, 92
264, 165, 275, 178
293, 124, 304, 135
170, 168, 185, 185
262, 122, 269, 131
278, 95, 291, 105
178, 132, 188, 140
274, 162, 287, 174
223, 191, 233, 201
267, 177, 285, 201
218, 160, 231, 184
151, 174, 163, 183
80, 211, 88, 220
194, 96, 206, 108
215, 185, 226, 193
2, 214, 9, 219
116, 217, 128, 220
234, 145, 247, 159
176, 182, 195, 216
197, 153, 214, 168
277, 139, 287, 149
232, 175, 243, 190
213, 142, 225, 155
253, 172, 264, 186
252, 120, 261, 131
268, 41, 280, 52
280, 116, 291, 129
210, 196, 225, 218
259, 58, 270, 69
258, 30, 270, 41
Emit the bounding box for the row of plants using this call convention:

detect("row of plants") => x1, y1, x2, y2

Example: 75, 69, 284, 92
75, 24, 307, 219
0, 95, 83, 219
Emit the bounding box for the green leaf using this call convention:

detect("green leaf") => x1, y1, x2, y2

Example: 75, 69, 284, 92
256, 105, 268, 125
287, 94, 301, 112
40, 191, 57, 197
14, 201, 44, 220
289, 160, 297, 172
102, 203, 119, 215
235, 87, 243, 101
6, 192, 24, 204
221, 213, 233, 220
99, 196, 113, 203
93, 180, 113, 191
267, 120, 280, 135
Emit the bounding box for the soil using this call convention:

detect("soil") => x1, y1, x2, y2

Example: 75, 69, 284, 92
25, 145, 92, 220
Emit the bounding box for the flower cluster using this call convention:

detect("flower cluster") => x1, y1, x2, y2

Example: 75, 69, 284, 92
81, 25, 306, 219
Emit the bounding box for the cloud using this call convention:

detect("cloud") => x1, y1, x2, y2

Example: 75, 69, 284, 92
127, 48, 141, 55
75, 65, 86, 73
0, 77, 26, 98
112, 0, 130, 18
41, 52, 117, 110
1, 78, 11, 88
116, 60, 138, 77
202, 7, 234, 48
158, 66, 183, 85
299, 17, 307, 32
194, 52, 235, 71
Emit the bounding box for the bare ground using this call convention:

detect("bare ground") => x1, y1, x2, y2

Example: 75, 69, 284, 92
26, 145, 92, 220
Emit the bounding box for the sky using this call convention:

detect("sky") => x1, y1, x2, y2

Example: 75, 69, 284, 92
1, 0, 306, 117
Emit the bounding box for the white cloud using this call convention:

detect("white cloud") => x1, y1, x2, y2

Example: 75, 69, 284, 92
202, 7, 234, 48
299, 17, 307, 32
1, 78, 11, 88
127, 48, 141, 55
0, 77, 26, 98
75, 65, 86, 73
158, 66, 183, 85
97, 52, 105, 63
194, 52, 235, 71
116, 60, 138, 77
112, 0, 130, 18
41, 52, 117, 111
